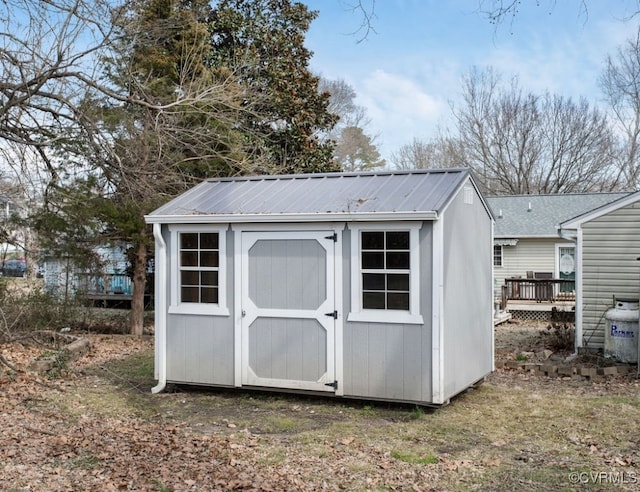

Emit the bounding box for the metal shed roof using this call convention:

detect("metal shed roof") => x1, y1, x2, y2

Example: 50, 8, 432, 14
487, 192, 629, 238
146, 168, 477, 224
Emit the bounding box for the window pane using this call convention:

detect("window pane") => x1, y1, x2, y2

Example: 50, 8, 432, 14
387, 292, 409, 310
200, 233, 219, 250
181, 251, 198, 267
200, 251, 219, 268
201, 271, 218, 286
362, 251, 384, 269
387, 251, 409, 269
363, 291, 385, 309
387, 274, 409, 291
181, 270, 199, 286
181, 233, 198, 249
386, 231, 409, 249
362, 231, 384, 250
181, 286, 199, 303
363, 273, 385, 291
201, 287, 218, 304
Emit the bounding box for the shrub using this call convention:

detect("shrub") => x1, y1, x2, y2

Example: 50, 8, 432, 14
542, 321, 575, 353
0, 278, 77, 342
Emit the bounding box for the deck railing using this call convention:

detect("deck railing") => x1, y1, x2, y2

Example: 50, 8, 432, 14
502, 277, 575, 304
75, 273, 133, 296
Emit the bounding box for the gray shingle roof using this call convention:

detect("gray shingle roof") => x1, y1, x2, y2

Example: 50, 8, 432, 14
147, 168, 477, 223
487, 193, 629, 237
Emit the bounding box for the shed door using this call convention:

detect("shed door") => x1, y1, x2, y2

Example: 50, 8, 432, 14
241, 231, 336, 392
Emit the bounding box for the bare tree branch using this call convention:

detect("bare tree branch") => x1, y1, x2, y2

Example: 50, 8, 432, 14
451, 67, 619, 194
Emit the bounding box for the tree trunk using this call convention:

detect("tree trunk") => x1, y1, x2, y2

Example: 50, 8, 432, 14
130, 239, 148, 336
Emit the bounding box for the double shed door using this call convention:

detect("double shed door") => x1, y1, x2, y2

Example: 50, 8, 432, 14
240, 230, 337, 393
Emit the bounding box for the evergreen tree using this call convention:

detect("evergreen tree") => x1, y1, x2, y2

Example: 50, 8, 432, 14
208, 0, 339, 173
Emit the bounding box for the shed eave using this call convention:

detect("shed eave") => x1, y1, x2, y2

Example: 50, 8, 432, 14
144, 211, 439, 224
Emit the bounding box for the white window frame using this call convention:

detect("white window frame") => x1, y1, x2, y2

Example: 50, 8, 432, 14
493, 244, 503, 268
168, 224, 229, 316
554, 243, 575, 278
347, 222, 423, 325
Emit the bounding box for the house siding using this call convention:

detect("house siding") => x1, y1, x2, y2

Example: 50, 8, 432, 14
493, 238, 573, 298
581, 203, 640, 349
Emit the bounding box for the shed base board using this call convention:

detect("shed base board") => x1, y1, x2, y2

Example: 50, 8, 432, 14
161, 374, 492, 408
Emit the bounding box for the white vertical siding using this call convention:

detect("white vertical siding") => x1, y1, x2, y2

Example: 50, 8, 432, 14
442, 181, 493, 400
341, 224, 433, 402
581, 203, 640, 349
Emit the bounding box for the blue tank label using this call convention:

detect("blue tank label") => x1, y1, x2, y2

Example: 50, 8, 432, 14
611, 324, 635, 338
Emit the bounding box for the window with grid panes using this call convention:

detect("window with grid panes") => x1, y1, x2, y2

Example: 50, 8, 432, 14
361, 230, 410, 310
179, 232, 219, 304
493, 245, 503, 267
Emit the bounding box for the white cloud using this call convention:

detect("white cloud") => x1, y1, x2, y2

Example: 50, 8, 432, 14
352, 69, 449, 159
480, 18, 640, 102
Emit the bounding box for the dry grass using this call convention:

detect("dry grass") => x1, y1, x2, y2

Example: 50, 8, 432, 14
83, 332, 640, 490
2, 324, 640, 490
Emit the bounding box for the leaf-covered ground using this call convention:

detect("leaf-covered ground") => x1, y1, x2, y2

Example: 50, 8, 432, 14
1, 324, 640, 491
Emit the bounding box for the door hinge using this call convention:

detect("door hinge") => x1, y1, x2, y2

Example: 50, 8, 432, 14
325, 232, 337, 242
324, 310, 338, 319
325, 380, 338, 390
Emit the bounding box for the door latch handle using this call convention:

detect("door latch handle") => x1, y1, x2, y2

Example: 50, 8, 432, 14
241, 309, 246, 317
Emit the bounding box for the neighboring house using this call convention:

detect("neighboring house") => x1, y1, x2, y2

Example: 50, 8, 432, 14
146, 169, 494, 406
43, 244, 133, 302
559, 191, 640, 351
0, 192, 26, 260
487, 193, 628, 312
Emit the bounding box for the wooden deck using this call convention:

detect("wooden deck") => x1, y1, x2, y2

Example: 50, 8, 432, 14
501, 277, 575, 316
77, 273, 153, 308
506, 299, 575, 312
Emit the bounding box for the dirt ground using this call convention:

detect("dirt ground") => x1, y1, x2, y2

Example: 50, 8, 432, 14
2, 320, 640, 491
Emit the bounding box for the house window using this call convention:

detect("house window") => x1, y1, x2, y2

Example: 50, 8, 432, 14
179, 232, 219, 304
169, 225, 228, 316
348, 223, 423, 324
493, 245, 503, 267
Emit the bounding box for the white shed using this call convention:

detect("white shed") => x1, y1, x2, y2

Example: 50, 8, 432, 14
145, 169, 494, 405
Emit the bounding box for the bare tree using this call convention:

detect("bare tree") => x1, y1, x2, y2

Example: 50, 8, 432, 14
390, 136, 463, 170
319, 78, 369, 134
600, 27, 640, 188
477, 0, 640, 28
0, 1, 116, 155
0, 0, 262, 334
453, 67, 618, 194
318, 77, 384, 170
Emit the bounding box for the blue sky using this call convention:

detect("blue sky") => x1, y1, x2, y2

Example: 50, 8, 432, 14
304, 0, 640, 163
